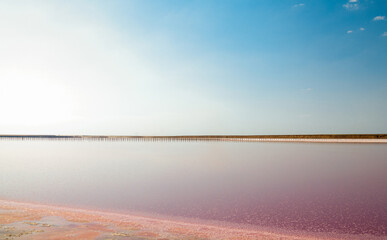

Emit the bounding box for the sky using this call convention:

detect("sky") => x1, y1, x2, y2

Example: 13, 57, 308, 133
0, 0, 386, 135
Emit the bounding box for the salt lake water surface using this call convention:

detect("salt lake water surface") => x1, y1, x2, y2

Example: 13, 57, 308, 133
0, 140, 386, 237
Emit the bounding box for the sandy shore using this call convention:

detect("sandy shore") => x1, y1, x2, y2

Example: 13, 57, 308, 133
0, 200, 384, 240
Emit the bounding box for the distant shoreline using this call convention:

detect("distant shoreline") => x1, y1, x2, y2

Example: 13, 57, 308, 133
0, 134, 386, 143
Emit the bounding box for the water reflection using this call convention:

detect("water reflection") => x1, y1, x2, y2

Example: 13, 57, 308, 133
0, 141, 386, 236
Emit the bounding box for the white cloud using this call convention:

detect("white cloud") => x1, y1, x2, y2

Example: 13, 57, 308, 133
382, 32, 387, 37
360, 27, 365, 31
373, 16, 385, 21
343, 1, 359, 10
347, 30, 353, 34
293, 3, 305, 8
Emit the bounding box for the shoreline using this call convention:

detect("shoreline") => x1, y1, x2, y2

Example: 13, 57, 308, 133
0, 199, 384, 240
0, 134, 386, 143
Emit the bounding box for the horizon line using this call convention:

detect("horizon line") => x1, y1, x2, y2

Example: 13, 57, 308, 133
1, 134, 386, 139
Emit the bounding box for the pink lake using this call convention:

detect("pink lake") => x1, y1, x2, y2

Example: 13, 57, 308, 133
0, 140, 386, 238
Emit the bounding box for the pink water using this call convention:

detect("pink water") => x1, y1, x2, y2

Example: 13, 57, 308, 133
0, 141, 386, 236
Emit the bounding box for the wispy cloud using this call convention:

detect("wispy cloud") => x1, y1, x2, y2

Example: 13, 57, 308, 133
293, 3, 305, 8
347, 30, 353, 34
382, 32, 387, 37
360, 27, 365, 31
373, 16, 385, 21
343, 0, 359, 10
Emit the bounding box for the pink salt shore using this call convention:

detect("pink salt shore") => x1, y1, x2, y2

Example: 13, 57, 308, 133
0, 200, 383, 240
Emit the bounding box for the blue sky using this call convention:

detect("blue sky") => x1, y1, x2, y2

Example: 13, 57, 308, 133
0, 0, 386, 135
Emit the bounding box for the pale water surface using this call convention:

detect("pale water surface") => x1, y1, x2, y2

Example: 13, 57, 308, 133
0, 141, 386, 236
